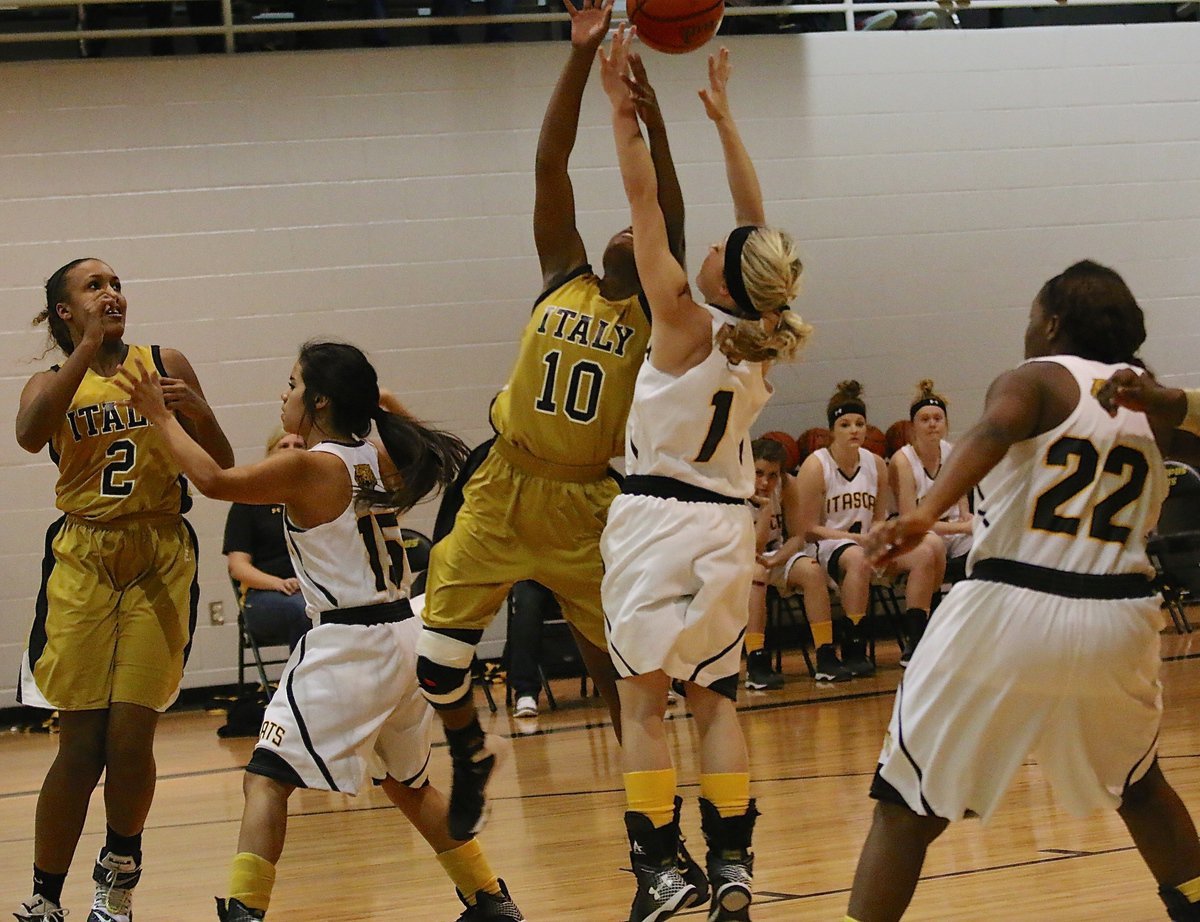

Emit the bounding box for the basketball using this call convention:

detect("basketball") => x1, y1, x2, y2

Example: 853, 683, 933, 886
796, 427, 831, 465
628, 0, 725, 54
761, 430, 800, 473
885, 420, 912, 458
864, 425, 887, 458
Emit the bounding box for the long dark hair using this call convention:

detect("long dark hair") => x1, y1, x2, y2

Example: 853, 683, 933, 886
33, 258, 94, 357
1036, 260, 1145, 364
296, 341, 468, 513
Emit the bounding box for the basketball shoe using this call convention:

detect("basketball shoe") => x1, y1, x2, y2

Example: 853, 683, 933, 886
625, 811, 698, 922
214, 898, 264, 921
454, 880, 524, 921
744, 651, 783, 691
87, 850, 140, 922
835, 617, 875, 678
14, 896, 68, 921
674, 796, 710, 908
699, 798, 758, 922
447, 728, 511, 840
813, 644, 853, 683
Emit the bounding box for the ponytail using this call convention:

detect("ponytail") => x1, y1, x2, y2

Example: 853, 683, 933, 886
357, 411, 469, 514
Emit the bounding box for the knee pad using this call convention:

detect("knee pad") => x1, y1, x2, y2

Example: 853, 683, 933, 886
416, 627, 483, 710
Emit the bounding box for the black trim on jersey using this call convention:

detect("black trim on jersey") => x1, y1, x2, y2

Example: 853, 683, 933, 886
433, 438, 495, 544
636, 291, 652, 326
180, 517, 201, 668
835, 464, 862, 483
888, 679, 937, 815
604, 621, 640, 678
533, 264, 593, 309
284, 634, 340, 792
320, 598, 413, 627
22, 516, 68, 702
47, 441, 60, 467
622, 475, 744, 506
969, 558, 1154, 600
150, 344, 169, 377
827, 542, 853, 580
178, 474, 193, 515
283, 518, 338, 608
246, 747, 307, 789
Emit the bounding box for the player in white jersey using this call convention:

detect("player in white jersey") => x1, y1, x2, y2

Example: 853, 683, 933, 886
846, 261, 1200, 922
794, 381, 945, 678
599, 33, 811, 922
749, 438, 839, 684
117, 342, 524, 922
888, 379, 974, 660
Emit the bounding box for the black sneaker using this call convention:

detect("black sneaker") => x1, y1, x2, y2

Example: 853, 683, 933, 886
744, 650, 783, 690
625, 812, 697, 922
447, 731, 511, 840
838, 623, 876, 678
88, 850, 140, 922
215, 897, 265, 921
813, 644, 853, 683
699, 799, 758, 922
899, 610, 927, 668
674, 796, 709, 909
455, 880, 524, 921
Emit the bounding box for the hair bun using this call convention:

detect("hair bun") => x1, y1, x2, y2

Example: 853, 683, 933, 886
835, 379, 863, 400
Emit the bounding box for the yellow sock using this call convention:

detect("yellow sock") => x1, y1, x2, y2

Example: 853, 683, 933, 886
436, 838, 500, 907
845, 916, 865, 922
624, 768, 677, 828
700, 772, 750, 818
745, 632, 765, 655
1177, 873, 1200, 903
847, 612, 866, 626
228, 852, 276, 913
811, 620, 833, 647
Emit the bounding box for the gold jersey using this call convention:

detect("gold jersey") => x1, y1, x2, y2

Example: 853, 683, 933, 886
490, 268, 650, 468
48, 344, 190, 522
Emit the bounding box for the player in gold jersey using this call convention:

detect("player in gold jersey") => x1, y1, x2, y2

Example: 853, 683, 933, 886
416, 0, 685, 843
14, 259, 233, 922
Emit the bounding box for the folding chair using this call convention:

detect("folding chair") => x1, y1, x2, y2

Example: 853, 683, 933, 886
233, 579, 292, 698
1148, 460, 1200, 634
764, 586, 815, 677
865, 577, 909, 664
502, 583, 594, 712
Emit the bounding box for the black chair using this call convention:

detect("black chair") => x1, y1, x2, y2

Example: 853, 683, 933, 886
865, 578, 909, 664
233, 579, 293, 698
764, 587, 815, 677
1148, 460, 1200, 634
502, 583, 594, 712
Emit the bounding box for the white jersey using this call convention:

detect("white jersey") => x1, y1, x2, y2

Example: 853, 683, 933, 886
284, 440, 411, 622
815, 446, 879, 536
899, 441, 964, 522
625, 305, 771, 499
969, 355, 1165, 578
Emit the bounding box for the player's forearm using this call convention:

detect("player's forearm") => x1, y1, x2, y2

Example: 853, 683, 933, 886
645, 120, 685, 262
536, 46, 595, 170
713, 115, 765, 226
15, 340, 101, 453
180, 408, 235, 469
613, 106, 657, 206
149, 409, 228, 497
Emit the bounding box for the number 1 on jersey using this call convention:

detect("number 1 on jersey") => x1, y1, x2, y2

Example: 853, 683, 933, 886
695, 390, 734, 463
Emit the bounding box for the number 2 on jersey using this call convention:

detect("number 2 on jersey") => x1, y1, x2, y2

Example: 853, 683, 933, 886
1031, 436, 1149, 545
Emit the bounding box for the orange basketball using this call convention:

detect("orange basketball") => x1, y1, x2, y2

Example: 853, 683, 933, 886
796, 427, 830, 465
760, 431, 800, 473
628, 0, 725, 54
864, 425, 887, 458
885, 420, 912, 458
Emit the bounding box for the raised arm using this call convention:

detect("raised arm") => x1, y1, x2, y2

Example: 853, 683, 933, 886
627, 53, 685, 268
600, 26, 709, 367
699, 48, 765, 227
534, 0, 613, 288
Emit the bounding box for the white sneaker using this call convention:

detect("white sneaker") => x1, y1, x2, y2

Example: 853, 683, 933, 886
14, 896, 68, 921
88, 850, 139, 922
513, 695, 538, 718
858, 10, 898, 29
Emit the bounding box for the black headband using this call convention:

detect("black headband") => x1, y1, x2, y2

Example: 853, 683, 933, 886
828, 401, 866, 427
909, 396, 947, 420
723, 225, 761, 320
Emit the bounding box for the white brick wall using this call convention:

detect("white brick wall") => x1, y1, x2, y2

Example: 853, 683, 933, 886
1, 26, 1197, 695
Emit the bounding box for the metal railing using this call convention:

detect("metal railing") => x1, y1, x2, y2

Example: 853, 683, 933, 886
0, 0, 1190, 55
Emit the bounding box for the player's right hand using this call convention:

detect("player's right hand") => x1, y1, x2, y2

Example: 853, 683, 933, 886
564, 0, 613, 50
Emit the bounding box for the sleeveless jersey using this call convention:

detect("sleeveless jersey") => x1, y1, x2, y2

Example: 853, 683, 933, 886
284, 441, 412, 618
490, 267, 651, 466
969, 355, 1165, 578
48, 344, 189, 523
625, 304, 771, 499
899, 440, 964, 522
815, 446, 879, 535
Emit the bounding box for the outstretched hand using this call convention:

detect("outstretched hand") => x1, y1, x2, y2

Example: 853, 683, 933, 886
115, 357, 170, 423
598, 22, 635, 104
564, 0, 614, 51
626, 52, 664, 128
698, 46, 733, 122
862, 514, 932, 569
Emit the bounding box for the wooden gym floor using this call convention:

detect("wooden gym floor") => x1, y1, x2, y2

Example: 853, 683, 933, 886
4, 631, 1200, 921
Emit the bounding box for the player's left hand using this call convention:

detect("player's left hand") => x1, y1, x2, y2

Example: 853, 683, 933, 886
599, 22, 634, 103
160, 376, 213, 422
699, 47, 733, 122
863, 515, 929, 568
115, 357, 169, 422
626, 53, 663, 127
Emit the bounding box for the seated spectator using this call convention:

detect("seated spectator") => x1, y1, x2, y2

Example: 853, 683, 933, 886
507, 580, 561, 718
794, 380, 945, 675
889, 378, 974, 584
749, 438, 841, 684
222, 428, 310, 651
